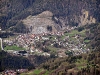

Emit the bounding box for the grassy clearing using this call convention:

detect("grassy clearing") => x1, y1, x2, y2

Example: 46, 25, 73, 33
49, 36, 57, 41
69, 37, 76, 41
64, 30, 86, 37
20, 69, 41, 75
75, 59, 87, 70
44, 71, 49, 75
77, 66, 87, 70
4, 45, 25, 51
47, 45, 58, 51
75, 59, 87, 65
66, 30, 78, 37
79, 30, 86, 37
20, 69, 47, 75
60, 35, 66, 40
33, 69, 42, 75
84, 40, 90, 43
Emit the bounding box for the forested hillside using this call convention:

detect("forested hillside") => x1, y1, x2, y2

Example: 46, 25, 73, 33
0, 50, 34, 72
0, 0, 100, 33
84, 23, 100, 51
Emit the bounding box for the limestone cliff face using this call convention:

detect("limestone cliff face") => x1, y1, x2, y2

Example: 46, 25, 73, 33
22, 11, 58, 34
79, 10, 96, 26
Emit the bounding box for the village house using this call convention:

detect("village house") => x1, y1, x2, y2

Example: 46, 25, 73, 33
42, 52, 50, 56
42, 37, 49, 40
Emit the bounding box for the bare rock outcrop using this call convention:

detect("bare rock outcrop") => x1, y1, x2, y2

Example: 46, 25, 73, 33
79, 10, 96, 26
22, 11, 58, 34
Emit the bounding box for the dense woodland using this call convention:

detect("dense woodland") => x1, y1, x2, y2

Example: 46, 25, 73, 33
0, 51, 35, 72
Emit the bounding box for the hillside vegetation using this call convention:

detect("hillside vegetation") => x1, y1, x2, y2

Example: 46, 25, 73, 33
0, 0, 100, 33
21, 51, 100, 75
0, 50, 34, 72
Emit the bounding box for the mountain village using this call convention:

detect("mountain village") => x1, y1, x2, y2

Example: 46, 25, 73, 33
1, 26, 90, 58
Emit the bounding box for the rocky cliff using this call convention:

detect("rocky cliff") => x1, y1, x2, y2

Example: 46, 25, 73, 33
22, 11, 58, 34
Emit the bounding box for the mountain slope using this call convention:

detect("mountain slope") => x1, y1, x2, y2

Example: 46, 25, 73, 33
20, 23, 100, 75
0, 0, 100, 33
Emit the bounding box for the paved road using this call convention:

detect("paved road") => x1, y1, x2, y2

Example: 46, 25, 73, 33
0, 38, 4, 50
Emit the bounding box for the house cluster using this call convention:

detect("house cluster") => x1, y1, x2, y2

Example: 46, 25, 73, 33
3, 39, 14, 46
1, 69, 28, 75
3, 31, 64, 48
13, 32, 63, 51
6, 50, 28, 57
13, 50, 28, 56
49, 31, 64, 36
66, 44, 89, 56
57, 49, 67, 57
62, 37, 90, 56
52, 41, 89, 57
3, 28, 90, 57
2, 70, 17, 75
47, 33, 90, 57
30, 48, 50, 56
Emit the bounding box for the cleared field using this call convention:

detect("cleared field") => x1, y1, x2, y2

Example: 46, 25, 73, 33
4, 45, 25, 51
20, 69, 50, 75
75, 58, 87, 70
64, 30, 86, 37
